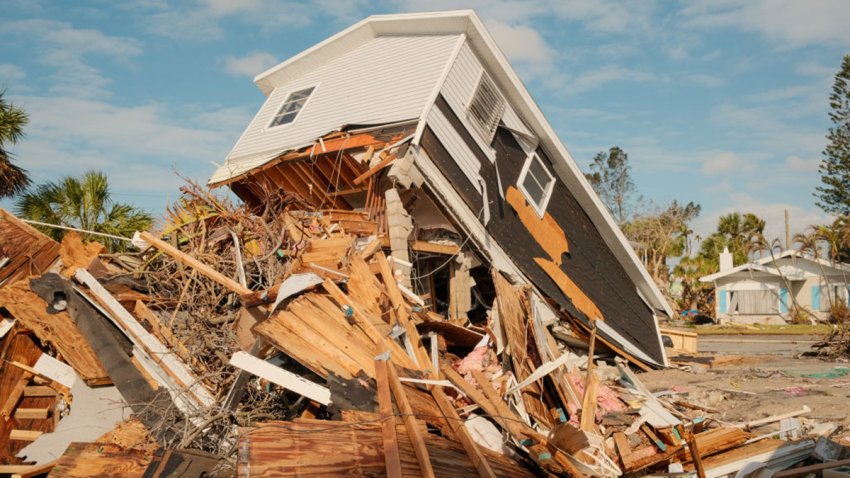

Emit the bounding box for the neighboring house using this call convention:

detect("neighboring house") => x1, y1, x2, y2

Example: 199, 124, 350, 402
700, 248, 850, 324
208, 10, 672, 367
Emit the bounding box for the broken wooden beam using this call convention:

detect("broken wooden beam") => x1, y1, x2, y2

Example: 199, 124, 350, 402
138, 231, 251, 295
375, 358, 403, 478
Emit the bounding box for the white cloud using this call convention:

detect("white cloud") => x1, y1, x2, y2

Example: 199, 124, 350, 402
786, 155, 820, 172
548, 0, 656, 34
692, 193, 833, 247
568, 65, 659, 94
0, 19, 142, 98
681, 0, 850, 48
0, 64, 26, 84
485, 20, 553, 66
224, 52, 279, 78
139, 0, 313, 41
686, 73, 725, 87
701, 151, 755, 175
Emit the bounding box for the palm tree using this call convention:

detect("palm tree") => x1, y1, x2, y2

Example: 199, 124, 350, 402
15, 170, 153, 252
0, 91, 31, 197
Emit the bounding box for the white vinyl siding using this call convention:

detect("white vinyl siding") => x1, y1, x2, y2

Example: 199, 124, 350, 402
211, 34, 460, 184
518, 152, 555, 217
426, 107, 482, 193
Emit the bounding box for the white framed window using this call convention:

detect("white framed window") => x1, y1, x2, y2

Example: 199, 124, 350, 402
466, 71, 506, 144
518, 152, 555, 217
269, 86, 316, 128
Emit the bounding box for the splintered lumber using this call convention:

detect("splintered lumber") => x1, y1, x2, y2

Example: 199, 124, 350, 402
614, 432, 637, 470
376, 252, 431, 372
0, 208, 61, 287
375, 359, 403, 478
74, 268, 215, 408
0, 281, 110, 386
48, 442, 152, 477
255, 293, 378, 379
432, 388, 497, 478
579, 327, 598, 433
1, 372, 31, 420
353, 151, 397, 185
139, 231, 251, 295
742, 406, 811, 430
229, 351, 331, 405
688, 435, 707, 478
235, 420, 537, 478
673, 427, 749, 463
684, 439, 815, 478
386, 362, 435, 478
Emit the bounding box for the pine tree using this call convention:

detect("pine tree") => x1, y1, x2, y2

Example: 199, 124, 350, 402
816, 55, 850, 215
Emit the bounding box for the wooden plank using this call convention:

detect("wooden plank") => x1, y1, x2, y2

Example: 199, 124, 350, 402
10, 429, 43, 441
375, 359, 403, 478
139, 231, 251, 296
614, 432, 637, 470
432, 388, 497, 478
47, 442, 151, 477
23, 385, 57, 397
353, 152, 397, 185
688, 435, 707, 478
441, 366, 508, 431
229, 351, 331, 405
386, 362, 435, 478
14, 408, 49, 420
410, 240, 460, 255
376, 252, 431, 372
1, 372, 31, 420
235, 419, 536, 478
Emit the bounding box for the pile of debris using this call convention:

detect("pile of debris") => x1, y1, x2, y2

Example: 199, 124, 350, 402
0, 186, 848, 477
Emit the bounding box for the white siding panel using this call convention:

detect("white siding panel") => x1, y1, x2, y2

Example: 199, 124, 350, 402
426, 107, 482, 193
440, 41, 532, 162
211, 35, 460, 183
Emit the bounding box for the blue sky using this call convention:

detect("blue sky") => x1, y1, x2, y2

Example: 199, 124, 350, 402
2, 0, 849, 243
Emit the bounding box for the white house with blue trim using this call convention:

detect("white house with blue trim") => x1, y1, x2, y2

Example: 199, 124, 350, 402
700, 248, 850, 324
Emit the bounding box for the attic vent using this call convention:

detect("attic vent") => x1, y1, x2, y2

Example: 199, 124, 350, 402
269, 86, 316, 127
466, 72, 506, 144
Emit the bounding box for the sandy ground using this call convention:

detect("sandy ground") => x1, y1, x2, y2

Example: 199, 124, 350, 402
639, 354, 850, 430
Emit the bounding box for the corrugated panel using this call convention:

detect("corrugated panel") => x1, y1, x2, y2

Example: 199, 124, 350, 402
212, 34, 460, 183
426, 107, 482, 193
440, 42, 532, 161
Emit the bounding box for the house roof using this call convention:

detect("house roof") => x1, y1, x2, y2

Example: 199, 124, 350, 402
699, 249, 847, 282
699, 263, 805, 282
755, 249, 850, 272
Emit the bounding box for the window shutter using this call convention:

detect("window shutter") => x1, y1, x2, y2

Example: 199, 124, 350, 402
812, 285, 820, 310
779, 288, 789, 313
718, 289, 727, 313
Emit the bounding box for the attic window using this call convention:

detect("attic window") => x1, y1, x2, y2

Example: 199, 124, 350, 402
518, 152, 555, 217
269, 86, 315, 127
466, 72, 506, 144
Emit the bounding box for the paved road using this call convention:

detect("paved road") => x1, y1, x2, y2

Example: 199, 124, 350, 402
697, 335, 821, 355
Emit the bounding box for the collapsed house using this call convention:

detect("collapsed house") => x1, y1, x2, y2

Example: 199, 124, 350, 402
1, 9, 847, 478
208, 9, 671, 370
